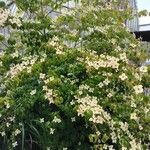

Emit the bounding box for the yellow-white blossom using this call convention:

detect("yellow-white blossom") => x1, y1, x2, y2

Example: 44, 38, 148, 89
71, 117, 76, 122
76, 95, 111, 124
130, 112, 138, 120
40, 118, 44, 123
134, 73, 141, 81
119, 53, 127, 62
6, 122, 10, 127
53, 116, 61, 123
14, 129, 21, 136
122, 147, 127, 150
0, 8, 9, 26
119, 73, 128, 81
107, 93, 113, 98
139, 125, 143, 130
12, 141, 18, 148
133, 85, 143, 94
103, 79, 110, 85
0, 61, 2, 66
5, 102, 10, 109
139, 66, 148, 73
50, 128, 55, 134
30, 89, 36, 95
129, 139, 142, 150
119, 122, 128, 131
98, 82, 104, 88
39, 73, 46, 79
44, 89, 54, 104
130, 43, 137, 48
0, 131, 5, 136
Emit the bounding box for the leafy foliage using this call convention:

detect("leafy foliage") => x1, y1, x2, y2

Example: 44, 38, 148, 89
0, 0, 149, 149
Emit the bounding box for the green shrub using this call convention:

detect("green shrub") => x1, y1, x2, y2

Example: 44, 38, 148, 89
0, 0, 149, 149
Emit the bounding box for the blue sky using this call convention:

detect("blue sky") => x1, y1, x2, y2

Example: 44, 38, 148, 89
137, 0, 150, 25
137, 0, 150, 11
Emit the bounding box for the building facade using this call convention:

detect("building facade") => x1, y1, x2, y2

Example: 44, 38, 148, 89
126, 0, 139, 31
0, 0, 140, 36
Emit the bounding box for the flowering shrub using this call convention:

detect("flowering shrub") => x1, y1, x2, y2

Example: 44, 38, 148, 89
0, 0, 150, 149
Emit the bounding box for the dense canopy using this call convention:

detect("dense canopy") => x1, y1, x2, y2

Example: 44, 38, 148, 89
0, 0, 149, 149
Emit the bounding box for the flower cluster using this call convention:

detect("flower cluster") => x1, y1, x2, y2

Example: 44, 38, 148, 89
5, 56, 38, 78
76, 95, 111, 124
9, 16, 22, 27
133, 85, 144, 94
47, 36, 64, 55
0, 0, 149, 149
85, 54, 121, 71
39, 74, 55, 104
0, 8, 9, 26
139, 66, 148, 73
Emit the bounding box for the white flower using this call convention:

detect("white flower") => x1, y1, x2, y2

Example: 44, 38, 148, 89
42, 85, 48, 91
0, 131, 5, 136
107, 93, 113, 98
103, 79, 110, 85
134, 73, 141, 81
70, 100, 75, 105
27, 67, 32, 73
107, 73, 112, 76
9, 116, 15, 122
10, 51, 19, 58
40, 118, 44, 123
108, 145, 115, 150
98, 82, 104, 88
0, 114, 2, 117
103, 144, 108, 149
14, 129, 21, 136
45, 89, 54, 104
50, 128, 55, 134
139, 66, 148, 73
52, 116, 61, 123
30, 89, 36, 95
119, 73, 128, 81
49, 76, 55, 81
71, 117, 76, 122
100, 54, 106, 58
40, 58, 45, 62
106, 56, 119, 69
120, 122, 128, 131
0, 8, 9, 26
130, 43, 136, 48
133, 85, 143, 94
130, 112, 138, 120
129, 139, 141, 150
131, 102, 136, 108
78, 90, 83, 95
89, 88, 94, 93
63, 148, 68, 150
139, 125, 143, 130
6, 122, 10, 127
44, 79, 49, 84
6, 103, 10, 109
0, 61, 2, 66
122, 147, 127, 150
120, 53, 127, 62
39, 73, 45, 79
56, 50, 64, 55
12, 141, 18, 148
110, 131, 117, 143
77, 95, 111, 124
